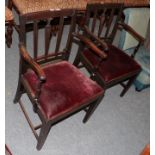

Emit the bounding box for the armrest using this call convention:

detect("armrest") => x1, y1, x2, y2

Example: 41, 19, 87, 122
83, 25, 109, 51
118, 22, 145, 43
19, 44, 46, 82
72, 33, 107, 59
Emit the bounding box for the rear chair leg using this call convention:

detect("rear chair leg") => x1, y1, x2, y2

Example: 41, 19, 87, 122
83, 95, 104, 123
73, 43, 84, 67
120, 75, 137, 97
37, 122, 51, 150
73, 52, 81, 67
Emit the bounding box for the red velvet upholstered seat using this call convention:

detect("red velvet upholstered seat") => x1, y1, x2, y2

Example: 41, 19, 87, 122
82, 44, 141, 83
24, 61, 103, 120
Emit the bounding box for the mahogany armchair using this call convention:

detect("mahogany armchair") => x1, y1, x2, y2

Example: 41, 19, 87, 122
13, 9, 104, 150
73, 2, 142, 96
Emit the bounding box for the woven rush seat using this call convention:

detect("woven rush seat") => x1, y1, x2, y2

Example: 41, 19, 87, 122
5, 7, 13, 21
10, 0, 149, 15
23, 61, 103, 120
11, 0, 88, 15
88, 0, 149, 6
124, 0, 149, 7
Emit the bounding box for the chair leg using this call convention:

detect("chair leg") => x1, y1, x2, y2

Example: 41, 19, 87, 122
83, 95, 104, 123
6, 21, 13, 48
14, 79, 24, 103
120, 75, 137, 97
90, 74, 96, 81
73, 52, 81, 67
36, 122, 51, 150
73, 43, 84, 67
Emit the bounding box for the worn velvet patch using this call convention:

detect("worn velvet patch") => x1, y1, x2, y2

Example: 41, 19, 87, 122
24, 61, 103, 120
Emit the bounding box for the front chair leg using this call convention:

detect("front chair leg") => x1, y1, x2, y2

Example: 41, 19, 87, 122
83, 95, 104, 123
120, 75, 137, 97
14, 79, 24, 103
37, 122, 51, 150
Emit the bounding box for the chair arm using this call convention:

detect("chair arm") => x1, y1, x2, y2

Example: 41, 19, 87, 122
72, 33, 107, 59
118, 22, 145, 43
19, 44, 46, 82
83, 25, 109, 51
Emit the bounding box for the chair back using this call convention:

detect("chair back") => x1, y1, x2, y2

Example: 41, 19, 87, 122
22, 9, 76, 64
85, 2, 123, 43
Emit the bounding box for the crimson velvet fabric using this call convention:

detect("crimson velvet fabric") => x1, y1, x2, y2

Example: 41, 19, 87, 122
82, 44, 141, 83
24, 61, 103, 120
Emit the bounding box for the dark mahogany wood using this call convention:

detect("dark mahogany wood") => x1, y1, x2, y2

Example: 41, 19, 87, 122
73, 2, 143, 97
5, 20, 14, 48
7, 0, 149, 45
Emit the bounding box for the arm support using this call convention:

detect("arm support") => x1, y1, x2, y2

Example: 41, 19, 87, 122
73, 33, 107, 59
118, 22, 145, 43
19, 44, 46, 82
83, 25, 109, 51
